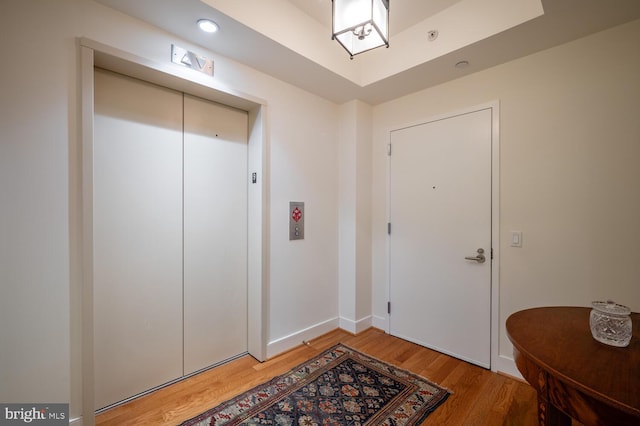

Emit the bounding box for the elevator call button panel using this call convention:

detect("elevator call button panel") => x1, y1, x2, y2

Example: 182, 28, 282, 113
289, 202, 304, 240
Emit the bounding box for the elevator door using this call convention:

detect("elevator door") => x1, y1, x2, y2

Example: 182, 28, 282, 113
93, 69, 248, 409
183, 94, 248, 375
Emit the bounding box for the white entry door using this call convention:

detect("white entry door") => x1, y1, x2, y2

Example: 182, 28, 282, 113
389, 108, 493, 368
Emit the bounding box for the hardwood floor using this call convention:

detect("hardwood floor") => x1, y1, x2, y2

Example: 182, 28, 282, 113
96, 328, 538, 425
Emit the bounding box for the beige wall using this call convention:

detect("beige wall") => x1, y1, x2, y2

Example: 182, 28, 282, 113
2, 0, 639, 421
1, 0, 340, 422
338, 100, 373, 333
371, 19, 640, 367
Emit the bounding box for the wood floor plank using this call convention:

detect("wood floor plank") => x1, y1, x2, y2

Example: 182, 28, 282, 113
95, 328, 537, 425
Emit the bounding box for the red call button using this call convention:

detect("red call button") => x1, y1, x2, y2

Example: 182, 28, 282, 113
292, 207, 302, 222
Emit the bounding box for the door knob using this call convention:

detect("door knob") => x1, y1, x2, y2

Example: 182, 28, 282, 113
465, 248, 486, 263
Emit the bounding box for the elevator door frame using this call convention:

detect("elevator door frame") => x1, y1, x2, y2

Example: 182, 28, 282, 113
79, 38, 269, 425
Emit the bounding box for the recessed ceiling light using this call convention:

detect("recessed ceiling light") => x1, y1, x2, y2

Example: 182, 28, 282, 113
455, 60, 470, 69
197, 19, 219, 33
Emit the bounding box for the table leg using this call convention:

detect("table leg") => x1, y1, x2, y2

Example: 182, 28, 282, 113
537, 393, 571, 426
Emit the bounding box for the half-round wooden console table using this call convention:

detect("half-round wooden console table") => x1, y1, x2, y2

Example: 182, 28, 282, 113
506, 307, 639, 425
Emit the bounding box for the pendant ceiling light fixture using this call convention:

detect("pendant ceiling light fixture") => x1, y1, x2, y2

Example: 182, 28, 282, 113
332, 0, 389, 59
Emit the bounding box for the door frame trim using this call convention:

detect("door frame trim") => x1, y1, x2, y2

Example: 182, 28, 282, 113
77, 38, 270, 423
385, 101, 500, 372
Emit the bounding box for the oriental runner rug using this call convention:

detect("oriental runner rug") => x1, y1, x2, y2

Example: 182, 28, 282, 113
180, 344, 450, 426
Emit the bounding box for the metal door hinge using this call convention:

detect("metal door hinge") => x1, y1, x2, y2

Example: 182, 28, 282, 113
387, 223, 391, 235
387, 302, 391, 314
387, 144, 392, 156
491, 248, 494, 260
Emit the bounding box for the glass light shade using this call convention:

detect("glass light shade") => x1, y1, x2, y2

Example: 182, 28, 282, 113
332, 0, 389, 57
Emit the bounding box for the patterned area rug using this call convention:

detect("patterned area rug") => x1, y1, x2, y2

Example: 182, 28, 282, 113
180, 344, 450, 426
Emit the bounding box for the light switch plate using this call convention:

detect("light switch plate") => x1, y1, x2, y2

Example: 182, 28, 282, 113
510, 231, 523, 247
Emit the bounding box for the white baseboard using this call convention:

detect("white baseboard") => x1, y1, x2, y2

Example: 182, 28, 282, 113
339, 315, 372, 334
496, 354, 524, 381
266, 317, 340, 358
371, 314, 387, 331
69, 416, 83, 426
259, 317, 527, 384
